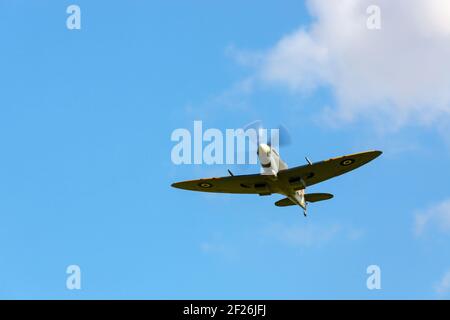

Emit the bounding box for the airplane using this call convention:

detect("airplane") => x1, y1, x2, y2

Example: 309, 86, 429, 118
171, 142, 381, 217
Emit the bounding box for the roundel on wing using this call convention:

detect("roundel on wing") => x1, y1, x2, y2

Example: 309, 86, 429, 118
199, 182, 213, 188
340, 158, 355, 166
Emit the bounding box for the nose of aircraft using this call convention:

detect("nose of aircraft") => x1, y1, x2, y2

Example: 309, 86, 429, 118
258, 143, 271, 155
258, 143, 271, 166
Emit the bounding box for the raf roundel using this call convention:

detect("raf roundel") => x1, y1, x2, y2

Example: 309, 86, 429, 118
198, 182, 213, 188
340, 159, 355, 166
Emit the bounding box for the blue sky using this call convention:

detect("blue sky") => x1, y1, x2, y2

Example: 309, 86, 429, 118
1, 0, 450, 299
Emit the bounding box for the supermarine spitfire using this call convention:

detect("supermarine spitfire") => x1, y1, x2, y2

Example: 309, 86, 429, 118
171, 124, 381, 217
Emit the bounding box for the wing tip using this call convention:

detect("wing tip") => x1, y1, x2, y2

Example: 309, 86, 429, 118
352, 150, 382, 161
373, 150, 383, 156
369, 150, 383, 161
355, 150, 382, 166
171, 182, 182, 189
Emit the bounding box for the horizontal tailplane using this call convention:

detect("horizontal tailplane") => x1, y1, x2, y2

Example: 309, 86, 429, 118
275, 193, 333, 207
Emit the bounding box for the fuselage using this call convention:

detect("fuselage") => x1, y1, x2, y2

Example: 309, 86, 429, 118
257, 143, 306, 212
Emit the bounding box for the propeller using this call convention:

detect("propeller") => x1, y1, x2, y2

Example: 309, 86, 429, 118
230, 120, 292, 173
242, 120, 292, 149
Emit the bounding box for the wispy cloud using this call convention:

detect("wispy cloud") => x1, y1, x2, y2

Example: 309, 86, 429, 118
200, 237, 238, 261
414, 198, 450, 236
232, 0, 450, 130
435, 270, 450, 295
200, 242, 232, 255
262, 221, 363, 248
182, 78, 254, 122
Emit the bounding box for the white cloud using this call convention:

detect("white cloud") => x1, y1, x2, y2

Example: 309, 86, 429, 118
182, 77, 254, 122
414, 198, 450, 236
238, 0, 450, 128
435, 270, 450, 295
265, 222, 340, 247
262, 221, 362, 247
200, 239, 237, 260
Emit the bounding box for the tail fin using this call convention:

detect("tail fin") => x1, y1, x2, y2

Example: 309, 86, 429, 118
274, 193, 333, 207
